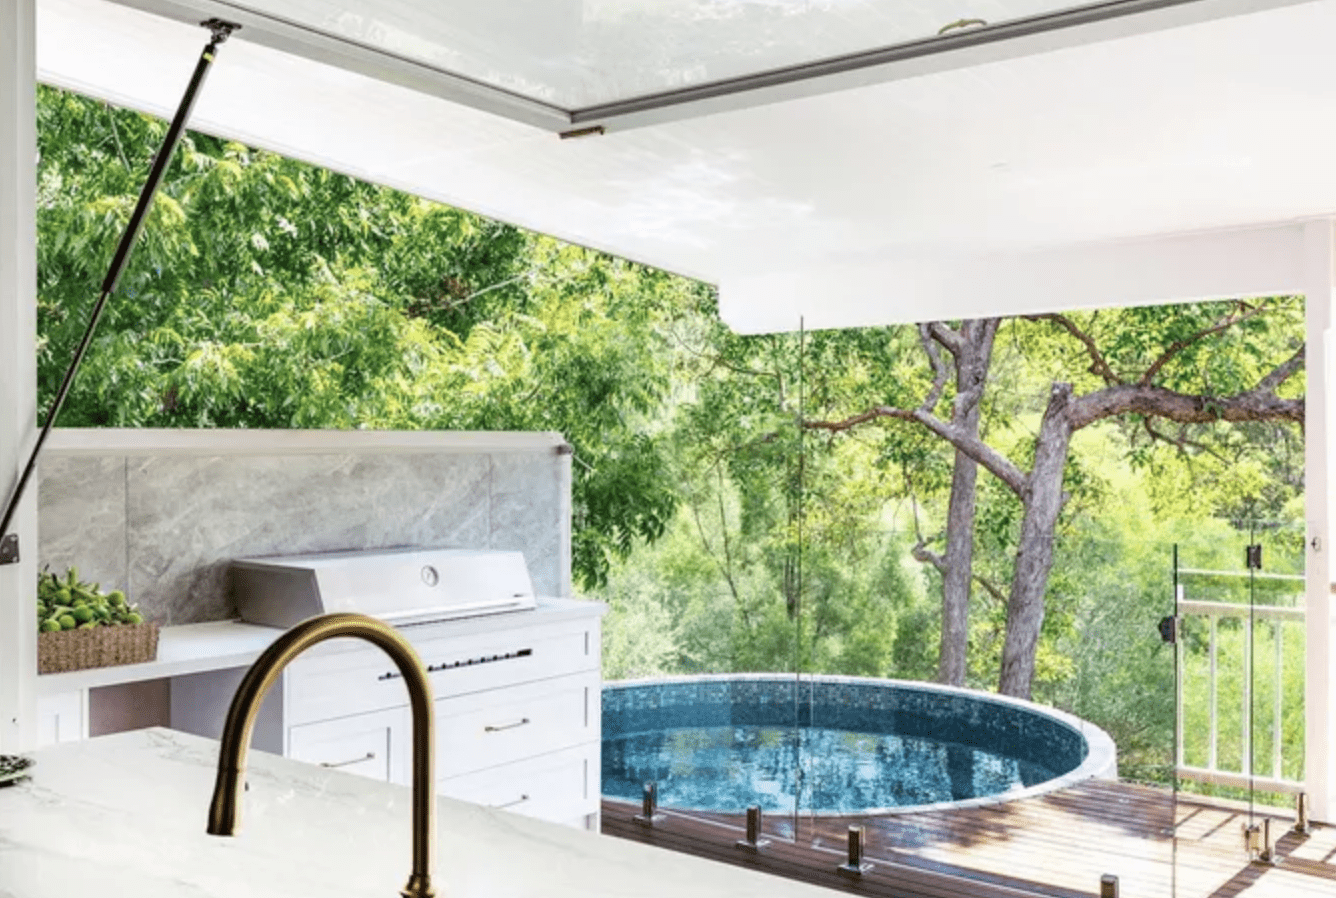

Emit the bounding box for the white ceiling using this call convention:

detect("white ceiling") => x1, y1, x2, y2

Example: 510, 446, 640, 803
143, 0, 1098, 108
34, 0, 1336, 332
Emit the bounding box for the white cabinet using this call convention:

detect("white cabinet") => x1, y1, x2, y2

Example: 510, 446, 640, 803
288, 707, 406, 784
169, 600, 604, 830
35, 690, 87, 747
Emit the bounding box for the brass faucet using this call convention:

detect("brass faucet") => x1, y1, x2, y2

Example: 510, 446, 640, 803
206, 612, 436, 898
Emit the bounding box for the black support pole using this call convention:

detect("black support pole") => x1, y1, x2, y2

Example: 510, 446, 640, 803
0, 18, 240, 565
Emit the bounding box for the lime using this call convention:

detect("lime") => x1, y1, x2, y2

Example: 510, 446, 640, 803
126, 612, 143, 625
57, 614, 76, 631
73, 606, 95, 624
40, 619, 61, 633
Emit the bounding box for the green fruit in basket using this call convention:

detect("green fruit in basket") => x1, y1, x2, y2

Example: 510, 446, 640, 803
77, 622, 97, 630
107, 590, 126, 607
57, 614, 76, 631
40, 619, 61, 633
72, 606, 95, 624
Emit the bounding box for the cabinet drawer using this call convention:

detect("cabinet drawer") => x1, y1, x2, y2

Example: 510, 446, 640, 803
285, 620, 597, 726
36, 691, 85, 748
436, 673, 597, 778
287, 708, 403, 783
438, 742, 598, 827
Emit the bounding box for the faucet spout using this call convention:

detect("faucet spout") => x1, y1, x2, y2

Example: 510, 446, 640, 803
206, 612, 436, 898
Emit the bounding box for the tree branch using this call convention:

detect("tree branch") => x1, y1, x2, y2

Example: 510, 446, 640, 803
1256, 346, 1305, 394
1025, 313, 1120, 385
806, 405, 1028, 495
1142, 417, 1228, 464
972, 573, 1007, 605
919, 323, 951, 413
1137, 301, 1268, 387
911, 537, 946, 574
926, 321, 963, 356
910, 536, 1006, 605
1071, 347, 1305, 430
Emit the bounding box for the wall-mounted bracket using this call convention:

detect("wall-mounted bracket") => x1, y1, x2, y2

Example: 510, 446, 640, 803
0, 533, 17, 565
1158, 615, 1177, 644
1246, 544, 1263, 569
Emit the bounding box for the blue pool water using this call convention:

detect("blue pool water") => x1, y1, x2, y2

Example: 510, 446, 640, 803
602, 675, 1117, 815
603, 725, 1057, 813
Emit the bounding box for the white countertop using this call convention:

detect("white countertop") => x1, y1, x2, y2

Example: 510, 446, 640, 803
0, 728, 833, 898
35, 600, 602, 695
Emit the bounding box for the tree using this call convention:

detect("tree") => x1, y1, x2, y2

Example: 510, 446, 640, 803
35, 85, 705, 589
810, 300, 1304, 698
905, 320, 998, 686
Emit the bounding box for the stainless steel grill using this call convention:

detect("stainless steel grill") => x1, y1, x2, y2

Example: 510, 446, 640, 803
230, 547, 539, 629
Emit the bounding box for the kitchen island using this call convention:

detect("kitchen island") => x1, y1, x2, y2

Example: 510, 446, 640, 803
0, 727, 833, 898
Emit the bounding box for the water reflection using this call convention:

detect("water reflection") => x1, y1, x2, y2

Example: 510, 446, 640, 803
604, 725, 1057, 813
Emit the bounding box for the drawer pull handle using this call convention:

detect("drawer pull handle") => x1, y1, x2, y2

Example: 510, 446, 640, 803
493, 794, 530, 809
484, 717, 531, 733
319, 751, 376, 769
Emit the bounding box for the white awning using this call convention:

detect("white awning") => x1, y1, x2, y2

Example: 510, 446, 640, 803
35, 0, 1336, 331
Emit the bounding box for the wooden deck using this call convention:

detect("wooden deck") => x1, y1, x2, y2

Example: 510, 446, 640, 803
603, 781, 1336, 897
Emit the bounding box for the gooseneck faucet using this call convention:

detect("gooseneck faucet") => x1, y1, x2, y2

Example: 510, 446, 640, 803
206, 613, 436, 898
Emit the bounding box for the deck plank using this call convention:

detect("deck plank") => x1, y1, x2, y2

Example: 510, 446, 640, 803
601, 781, 1336, 898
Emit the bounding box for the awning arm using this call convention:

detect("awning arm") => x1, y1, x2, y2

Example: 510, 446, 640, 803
0, 16, 240, 565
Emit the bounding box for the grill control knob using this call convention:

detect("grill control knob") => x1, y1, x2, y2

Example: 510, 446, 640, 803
421, 565, 439, 587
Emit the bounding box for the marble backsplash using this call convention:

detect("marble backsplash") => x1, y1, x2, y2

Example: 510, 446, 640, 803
37, 436, 571, 626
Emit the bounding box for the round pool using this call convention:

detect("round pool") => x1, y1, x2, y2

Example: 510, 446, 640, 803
602, 674, 1117, 815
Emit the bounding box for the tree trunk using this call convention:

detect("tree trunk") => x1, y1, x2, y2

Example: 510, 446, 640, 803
998, 383, 1074, 699
936, 319, 998, 686
937, 449, 978, 685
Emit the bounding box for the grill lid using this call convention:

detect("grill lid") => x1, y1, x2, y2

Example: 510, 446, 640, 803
231, 547, 538, 629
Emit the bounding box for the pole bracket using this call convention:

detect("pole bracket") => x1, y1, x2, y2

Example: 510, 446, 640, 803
201, 18, 241, 46
0, 533, 17, 565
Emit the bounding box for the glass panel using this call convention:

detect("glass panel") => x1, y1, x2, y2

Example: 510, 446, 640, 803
598, 325, 805, 844
224, 0, 1112, 108
773, 318, 1186, 894
1246, 523, 1305, 799
1174, 520, 1305, 890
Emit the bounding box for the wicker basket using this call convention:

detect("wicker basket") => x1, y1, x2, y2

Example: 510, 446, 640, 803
37, 622, 160, 674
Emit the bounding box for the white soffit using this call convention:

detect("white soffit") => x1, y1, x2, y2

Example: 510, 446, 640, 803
89, 0, 1277, 112
34, 0, 1336, 332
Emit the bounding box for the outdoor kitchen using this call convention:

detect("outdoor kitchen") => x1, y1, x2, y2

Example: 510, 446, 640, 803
29, 426, 603, 830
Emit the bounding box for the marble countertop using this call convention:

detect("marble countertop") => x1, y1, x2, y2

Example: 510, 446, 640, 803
0, 728, 832, 898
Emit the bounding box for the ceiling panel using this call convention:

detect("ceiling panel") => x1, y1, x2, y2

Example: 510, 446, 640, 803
201, 0, 1114, 108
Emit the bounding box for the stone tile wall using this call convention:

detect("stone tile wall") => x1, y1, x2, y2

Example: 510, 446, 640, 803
38, 440, 571, 626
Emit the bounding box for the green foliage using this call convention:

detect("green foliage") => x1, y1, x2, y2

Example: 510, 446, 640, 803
35, 86, 700, 589
38, 84, 1309, 803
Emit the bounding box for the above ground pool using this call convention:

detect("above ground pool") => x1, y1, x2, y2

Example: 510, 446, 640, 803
602, 674, 1117, 815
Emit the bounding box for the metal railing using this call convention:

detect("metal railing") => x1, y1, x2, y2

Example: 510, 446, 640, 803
1174, 570, 1305, 795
